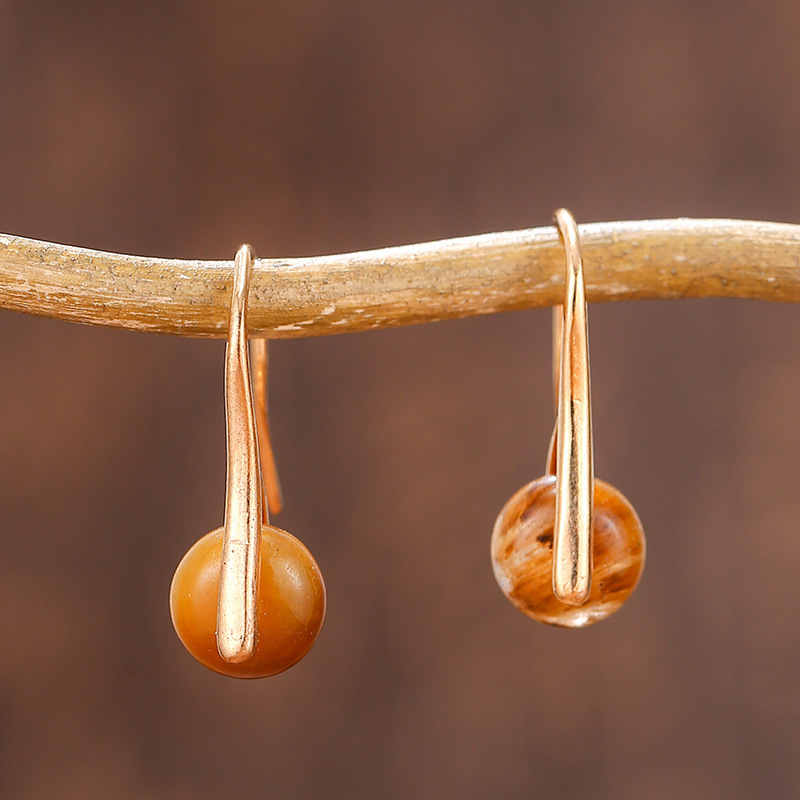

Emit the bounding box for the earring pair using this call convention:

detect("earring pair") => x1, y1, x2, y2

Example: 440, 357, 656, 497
491, 209, 645, 627
168, 217, 641, 675
170, 245, 326, 678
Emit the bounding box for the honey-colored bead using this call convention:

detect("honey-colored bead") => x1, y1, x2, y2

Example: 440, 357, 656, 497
491, 475, 645, 627
170, 526, 326, 678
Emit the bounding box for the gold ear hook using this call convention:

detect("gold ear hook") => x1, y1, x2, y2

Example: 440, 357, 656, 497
170, 245, 326, 675
216, 244, 262, 664
551, 208, 594, 607
250, 338, 284, 521
491, 209, 644, 627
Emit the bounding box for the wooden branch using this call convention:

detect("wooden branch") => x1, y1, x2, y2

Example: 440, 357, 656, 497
0, 219, 798, 338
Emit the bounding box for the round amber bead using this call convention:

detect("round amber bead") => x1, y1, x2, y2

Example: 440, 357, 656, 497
170, 526, 326, 678
491, 475, 645, 627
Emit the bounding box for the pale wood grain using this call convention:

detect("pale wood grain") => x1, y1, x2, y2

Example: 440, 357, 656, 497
0, 219, 797, 337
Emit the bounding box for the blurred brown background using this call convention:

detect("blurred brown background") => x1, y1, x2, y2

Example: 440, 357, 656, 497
2, 2, 800, 798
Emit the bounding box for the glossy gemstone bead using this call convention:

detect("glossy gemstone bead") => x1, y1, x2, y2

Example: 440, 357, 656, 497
170, 526, 326, 678
491, 475, 645, 627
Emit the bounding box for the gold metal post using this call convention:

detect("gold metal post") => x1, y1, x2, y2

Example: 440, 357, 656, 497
217, 245, 262, 663
552, 209, 594, 606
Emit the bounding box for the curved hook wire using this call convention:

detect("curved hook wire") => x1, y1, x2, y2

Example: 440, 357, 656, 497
217, 245, 263, 663
551, 209, 594, 606
250, 338, 284, 521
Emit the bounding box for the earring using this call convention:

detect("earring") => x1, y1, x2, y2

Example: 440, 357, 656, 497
170, 245, 326, 677
490, 209, 645, 628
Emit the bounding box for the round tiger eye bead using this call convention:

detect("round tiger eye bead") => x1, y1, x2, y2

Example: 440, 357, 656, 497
491, 475, 645, 628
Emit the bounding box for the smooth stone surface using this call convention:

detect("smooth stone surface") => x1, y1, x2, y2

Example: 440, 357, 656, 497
491, 475, 645, 627
170, 526, 326, 678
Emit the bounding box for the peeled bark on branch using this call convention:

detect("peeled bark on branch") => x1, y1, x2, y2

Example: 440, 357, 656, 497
0, 219, 797, 338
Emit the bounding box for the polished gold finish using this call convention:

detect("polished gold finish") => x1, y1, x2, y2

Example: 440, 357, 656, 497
216, 245, 262, 664
552, 209, 593, 606
551, 307, 562, 413
250, 338, 284, 519
544, 308, 560, 476
1, 219, 800, 336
